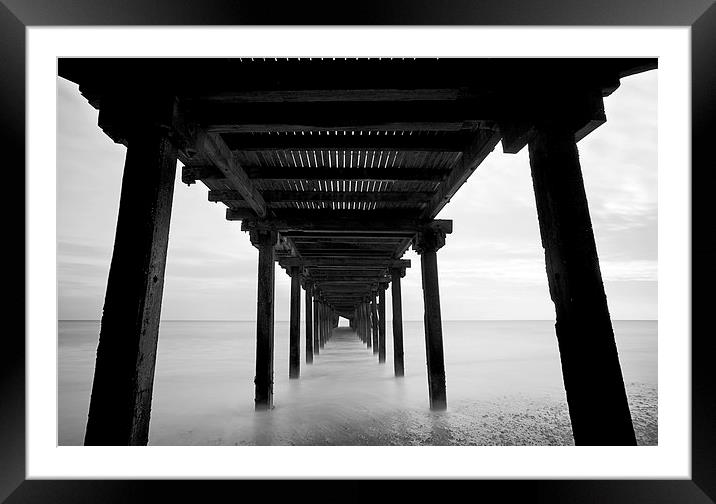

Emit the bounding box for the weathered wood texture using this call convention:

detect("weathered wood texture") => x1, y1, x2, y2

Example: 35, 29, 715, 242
528, 126, 636, 445
378, 287, 387, 363
391, 268, 405, 377
84, 127, 177, 446
57, 58, 655, 423
312, 297, 320, 355
221, 132, 467, 152
415, 229, 448, 411
364, 302, 372, 349
251, 230, 278, 410
305, 283, 314, 363
371, 294, 379, 355
193, 129, 267, 217
289, 267, 301, 379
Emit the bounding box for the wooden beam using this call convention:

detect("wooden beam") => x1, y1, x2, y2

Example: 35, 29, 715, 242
295, 244, 400, 252
245, 166, 449, 183
199, 101, 491, 133
182, 164, 223, 184
499, 88, 607, 154
237, 210, 448, 233
298, 253, 395, 260
282, 231, 418, 239
186, 164, 450, 185
423, 128, 502, 219
282, 258, 411, 268
289, 235, 406, 242
318, 280, 388, 286
310, 269, 393, 276
498, 121, 536, 155
292, 239, 403, 246
222, 133, 468, 152
199, 88, 462, 103
192, 129, 267, 217
211, 189, 433, 204
60, 58, 656, 110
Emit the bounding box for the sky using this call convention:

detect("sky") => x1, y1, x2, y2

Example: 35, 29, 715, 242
57, 69, 657, 321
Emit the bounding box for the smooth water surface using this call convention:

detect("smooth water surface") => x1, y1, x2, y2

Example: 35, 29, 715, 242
58, 320, 657, 446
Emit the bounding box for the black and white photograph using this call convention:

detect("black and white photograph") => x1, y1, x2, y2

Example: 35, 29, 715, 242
8, 8, 713, 498
57, 57, 658, 448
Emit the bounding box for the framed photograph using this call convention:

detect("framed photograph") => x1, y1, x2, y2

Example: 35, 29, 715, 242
8, 0, 715, 501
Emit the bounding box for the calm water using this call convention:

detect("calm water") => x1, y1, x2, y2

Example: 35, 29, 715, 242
58, 320, 657, 446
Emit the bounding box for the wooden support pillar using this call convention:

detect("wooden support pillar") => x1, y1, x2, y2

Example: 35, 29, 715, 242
414, 226, 448, 411
359, 304, 365, 342
357, 304, 363, 342
391, 267, 405, 377
250, 229, 278, 411
325, 305, 329, 342
378, 284, 387, 363
371, 292, 379, 355
288, 266, 301, 379
319, 301, 326, 348
357, 304, 362, 342
305, 282, 313, 364
84, 122, 178, 446
364, 301, 372, 349
528, 124, 636, 445
322, 304, 326, 343
313, 294, 320, 356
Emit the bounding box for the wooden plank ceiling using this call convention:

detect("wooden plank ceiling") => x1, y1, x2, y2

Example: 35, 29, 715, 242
58, 58, 656, 318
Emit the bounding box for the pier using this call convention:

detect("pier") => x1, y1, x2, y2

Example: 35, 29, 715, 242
58, 58, 655, 446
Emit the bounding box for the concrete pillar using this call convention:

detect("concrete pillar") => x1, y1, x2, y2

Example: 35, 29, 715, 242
391, 267, 405, 377
528, 124, 636, 445
288, 266, 301, 379
250, 229, 278, 411
84, 123, 178, 446
414, 227, 448, 411
305, 282, 313, 364
378, 284, 387, 363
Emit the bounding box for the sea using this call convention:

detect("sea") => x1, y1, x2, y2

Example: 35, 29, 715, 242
58, 320, 657, 446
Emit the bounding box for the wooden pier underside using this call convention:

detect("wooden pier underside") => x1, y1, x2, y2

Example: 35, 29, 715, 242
59, 58, 655, 445
59, 57, 652, 317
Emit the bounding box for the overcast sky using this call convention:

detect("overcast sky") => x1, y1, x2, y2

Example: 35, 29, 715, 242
57, 69, 657, 321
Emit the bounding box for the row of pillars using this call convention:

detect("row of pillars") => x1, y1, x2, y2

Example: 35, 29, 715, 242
297, 273, 338, 371
254, 245, 342, 410
352, 269, 406, 378
83, 119, 636, 446
250, 225, 449, 413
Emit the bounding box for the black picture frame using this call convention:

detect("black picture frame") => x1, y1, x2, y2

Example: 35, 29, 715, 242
5, 1, 715, 502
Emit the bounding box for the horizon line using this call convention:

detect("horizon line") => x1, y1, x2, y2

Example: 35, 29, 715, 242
58, 318, 659, 322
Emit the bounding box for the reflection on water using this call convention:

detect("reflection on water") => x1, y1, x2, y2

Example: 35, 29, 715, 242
58, 320, 657, 446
